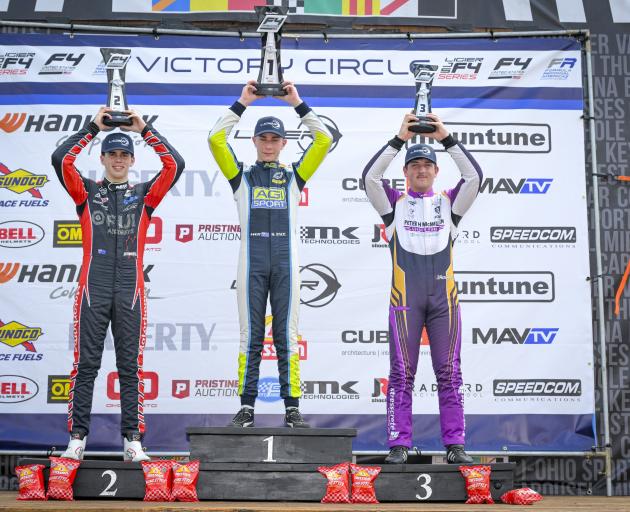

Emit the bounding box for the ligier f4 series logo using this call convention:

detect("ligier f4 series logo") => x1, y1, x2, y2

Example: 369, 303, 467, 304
0, 163, 48, 197
0, 320, 43, 352
251, 187, 287, 209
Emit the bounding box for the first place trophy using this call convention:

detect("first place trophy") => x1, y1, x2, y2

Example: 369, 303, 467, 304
254, 6, 288, 96
409, 61, 439, 133
100, 48, 133, 127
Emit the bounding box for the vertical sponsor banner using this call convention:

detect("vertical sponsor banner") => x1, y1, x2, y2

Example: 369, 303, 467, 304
0, 33, 593, 452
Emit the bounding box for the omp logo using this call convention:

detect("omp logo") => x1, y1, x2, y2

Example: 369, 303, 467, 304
415, 123, 551, 153
480, 178, 553, 194
251, 187, 287, 209
0, 320, 42, 352
0, 113, 26, 133
53, 221, 82, 247
47, 375, 71, 403
472, 328, 559, 345
0, 263, 19, 283
0, 164, 48, 197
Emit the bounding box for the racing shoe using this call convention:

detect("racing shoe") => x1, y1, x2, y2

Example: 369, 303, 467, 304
446, 444, 473, 464
385, 446, 408, 464
61, 433, 86, 460
123, 432, 150, 462
284, 407, 310, 428
231, 406, 255, 427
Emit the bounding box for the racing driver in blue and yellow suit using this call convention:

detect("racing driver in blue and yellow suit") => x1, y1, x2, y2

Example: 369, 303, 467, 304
208, 80, 332, 428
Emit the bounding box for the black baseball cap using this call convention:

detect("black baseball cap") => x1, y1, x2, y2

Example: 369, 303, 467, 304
254, 116, 285, 138
102, 133, 134, 155
405, 143, 437, 165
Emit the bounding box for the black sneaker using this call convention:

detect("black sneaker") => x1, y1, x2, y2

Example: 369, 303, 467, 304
284, 407, 310, 428
446, 444, 473, 464
231, 407, 255, 427
385, 446, 408, 464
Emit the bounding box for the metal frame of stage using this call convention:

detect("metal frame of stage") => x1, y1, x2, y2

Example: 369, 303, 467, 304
0, 20, 613, 496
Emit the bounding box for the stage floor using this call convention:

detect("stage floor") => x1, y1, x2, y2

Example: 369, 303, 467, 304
2, 494, 630, 511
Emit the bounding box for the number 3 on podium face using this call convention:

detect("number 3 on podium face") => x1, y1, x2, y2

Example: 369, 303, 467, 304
100, 470, 118, 497
416, 473, 433, 500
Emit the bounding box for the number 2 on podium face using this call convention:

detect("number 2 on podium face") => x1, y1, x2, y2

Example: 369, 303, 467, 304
100, 470, 118, 497
263, 435, 277, 462
416, 473, 433, 500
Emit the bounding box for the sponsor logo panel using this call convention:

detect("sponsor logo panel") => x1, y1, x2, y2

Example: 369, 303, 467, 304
0, 221, 45, 248
0, 375, 39, 403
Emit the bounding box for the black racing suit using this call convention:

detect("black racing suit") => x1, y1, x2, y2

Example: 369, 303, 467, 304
51, 122, 185, 437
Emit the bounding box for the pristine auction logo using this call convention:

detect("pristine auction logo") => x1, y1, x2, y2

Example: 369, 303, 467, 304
0, 221, 45, 248
472, 328, 559, 345
490, 227, 576, 244
456, 271, 555, 302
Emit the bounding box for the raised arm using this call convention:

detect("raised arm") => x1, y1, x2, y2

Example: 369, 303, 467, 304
363, 113, 417, 227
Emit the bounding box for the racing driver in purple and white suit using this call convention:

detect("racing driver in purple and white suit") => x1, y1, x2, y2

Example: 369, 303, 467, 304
363, 112, 482, 464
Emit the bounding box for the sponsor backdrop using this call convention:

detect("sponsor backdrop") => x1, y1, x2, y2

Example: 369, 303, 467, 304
0, 33, 594, 453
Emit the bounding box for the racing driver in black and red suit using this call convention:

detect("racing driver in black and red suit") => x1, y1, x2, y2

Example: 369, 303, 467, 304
51, 107, 185, 461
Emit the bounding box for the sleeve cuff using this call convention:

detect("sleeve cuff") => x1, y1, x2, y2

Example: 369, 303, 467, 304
440, 134, 457, 149
140, 125, 153, 138
87, 122, 100, 135
388, 135, 405, 151
294, 102, 311, 117
230, 101, 247, 117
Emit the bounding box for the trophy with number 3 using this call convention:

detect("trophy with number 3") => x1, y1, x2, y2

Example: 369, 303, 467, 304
100, 48, 133, 127
409, 61, 438, 133
254, 6, 288, 96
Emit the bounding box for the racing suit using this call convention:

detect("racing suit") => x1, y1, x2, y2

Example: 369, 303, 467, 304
363, 135, 482, 448
208, 101, 332, 406
51, 122, 185, 437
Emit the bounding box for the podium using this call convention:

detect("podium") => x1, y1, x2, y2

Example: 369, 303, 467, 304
19, 426, 515, 502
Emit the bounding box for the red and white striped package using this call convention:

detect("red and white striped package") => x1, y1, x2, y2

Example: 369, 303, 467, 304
15, 464, 46, 501
318, 462, 351, 503
459, 465, 495, 504
46, 457, 81, 501
171, 460, 200, 502
142, 460, 173, 502
501, 487, 543, 505
349, 464, 381, 504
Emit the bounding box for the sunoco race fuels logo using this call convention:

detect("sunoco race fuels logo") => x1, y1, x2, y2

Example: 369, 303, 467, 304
0, 163, 48, 198
0, 320, 43, 353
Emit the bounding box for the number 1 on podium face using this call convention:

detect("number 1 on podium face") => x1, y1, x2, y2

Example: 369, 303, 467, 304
263, 436, 277, 462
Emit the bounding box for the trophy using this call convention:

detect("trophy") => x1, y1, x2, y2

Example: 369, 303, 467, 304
254, 6, 288, 96
409, 61, 438, 133
100, 48, 133, 127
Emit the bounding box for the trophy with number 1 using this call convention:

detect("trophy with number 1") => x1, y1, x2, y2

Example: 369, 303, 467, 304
254, 6, 289, 96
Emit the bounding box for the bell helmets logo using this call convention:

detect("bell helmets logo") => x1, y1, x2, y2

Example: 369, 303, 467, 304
0, 375, 39, 403
0, 163, 48, 198
0, 319, 43, 353
261, 315, 308, 361
0, 221, 44, 248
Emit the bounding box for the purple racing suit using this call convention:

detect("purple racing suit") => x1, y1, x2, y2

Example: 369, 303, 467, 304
363, 135, 482, 448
